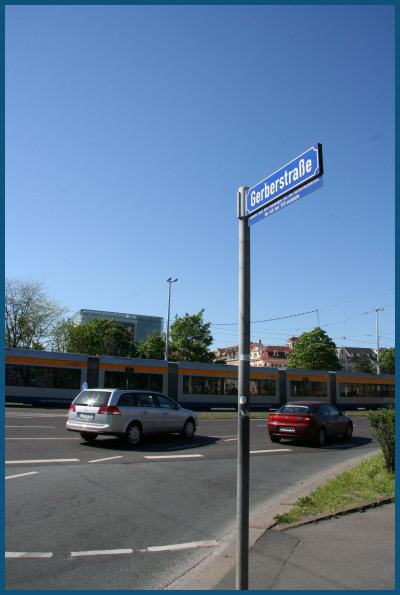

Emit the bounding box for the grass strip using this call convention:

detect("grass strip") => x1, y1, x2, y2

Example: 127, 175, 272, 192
274, 453, 395, 525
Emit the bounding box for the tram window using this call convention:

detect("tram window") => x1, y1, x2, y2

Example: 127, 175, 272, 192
183, 375, 275, 397
183, 375, 227, 395
53, 368, 81, 388
5, 364, 26, 386
223, 380, 238, 395
29, 366, 54, 387
339, 382, 395, 400
5, 364, 81, 389
250, 379, 276, 396
290, 380, 328, 398
104, 371, 163, 392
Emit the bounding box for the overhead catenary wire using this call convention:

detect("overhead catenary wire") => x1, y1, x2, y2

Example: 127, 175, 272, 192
210, 308, 319, 326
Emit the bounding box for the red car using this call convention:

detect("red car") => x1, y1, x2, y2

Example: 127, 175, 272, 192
267, 401, 353, 447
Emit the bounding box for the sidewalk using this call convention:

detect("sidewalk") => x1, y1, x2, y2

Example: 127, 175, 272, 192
167, 450, 395, 591
215, 502, 395, 590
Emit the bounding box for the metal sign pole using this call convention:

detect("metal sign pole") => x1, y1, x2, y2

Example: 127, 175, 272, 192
236, 186, 250, 590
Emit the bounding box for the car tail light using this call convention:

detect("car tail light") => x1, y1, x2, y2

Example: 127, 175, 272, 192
69, 403, 76, 412
303, 416, 313, 423
97, 406, 121, 415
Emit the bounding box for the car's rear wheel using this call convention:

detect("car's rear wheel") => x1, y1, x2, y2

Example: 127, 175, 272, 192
80, 432, 98, 442
181, 418, 195, 438
343, 423, 353, 441
314, 428, 326, 447
270, 434, 281, 443
125, 422, 142, 446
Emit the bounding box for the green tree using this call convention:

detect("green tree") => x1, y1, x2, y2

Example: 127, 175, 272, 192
379, 348, 395, 374
5, 278, 67, 349
65, 318, 135, 357
51, 318, 76, 352
136, 329, 166, 360
353, 352, 373, 373
169, 309, 214, 363
287, 327, 341, 370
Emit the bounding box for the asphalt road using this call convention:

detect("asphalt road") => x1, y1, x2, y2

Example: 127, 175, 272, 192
5, 407, 377, 590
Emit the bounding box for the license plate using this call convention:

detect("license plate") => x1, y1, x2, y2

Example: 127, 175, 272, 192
78, 413, 94, 420
279, 426, 295, 432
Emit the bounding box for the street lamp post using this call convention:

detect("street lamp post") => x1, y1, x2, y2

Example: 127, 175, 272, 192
165, 278, 178, 362
375, 307, 384, 374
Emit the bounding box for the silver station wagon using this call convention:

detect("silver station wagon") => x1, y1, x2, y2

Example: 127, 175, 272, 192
66, 389, 198, 446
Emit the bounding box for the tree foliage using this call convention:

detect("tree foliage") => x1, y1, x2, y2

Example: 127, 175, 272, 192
169, 309, 214, 363
367, 407, 395, 472
63, 318, 135, 357
378, 348, 395, 374
5, 278, 67, 349
136, 330, 166, 360
287, 327, 341, 370
353, 352, 373, 373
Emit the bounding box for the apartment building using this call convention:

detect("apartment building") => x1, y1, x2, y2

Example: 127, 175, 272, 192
214, 339, 295, 369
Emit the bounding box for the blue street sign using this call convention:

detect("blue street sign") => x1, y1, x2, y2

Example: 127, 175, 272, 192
246, 144, 323, 217
248, 175, 323, 227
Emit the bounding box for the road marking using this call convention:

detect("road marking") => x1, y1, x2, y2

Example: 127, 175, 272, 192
144, 454, 203, 460
6, 471, 39, 480
250, 449, 292, 454
88, 456, 123, 463
6, 552, 53, 558
7, 541, 219, 561
5, 413, 67, 418
142, 540, 218, 552
70, 549, 133, 557
224, 438, 238, 442
166, 444, 201, 451
5, 437, 79, 440
6, 459, 80, 465
6, 425, 55, 428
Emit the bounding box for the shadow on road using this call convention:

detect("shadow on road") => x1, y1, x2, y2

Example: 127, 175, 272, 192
272, 435, 374, 450
78, 432, 220, 453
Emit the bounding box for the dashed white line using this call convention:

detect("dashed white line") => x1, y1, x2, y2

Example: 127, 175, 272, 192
71, 549, 133, 557
144, 454, 203, 460
250, 449, 292, 454
6, 425, 55, 428
224, 438, 238, 442
6, 552, 53, 558
142, 540, 218, 552
5, 471, 39, 480
6, 459, 80, 465
88, 456, 123, 463
9, 540, 220, 561
70, 540, 218, 557
5, 437, 79, 440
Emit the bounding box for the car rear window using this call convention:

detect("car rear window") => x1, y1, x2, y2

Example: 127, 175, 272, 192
74, 391, 111, 407
279, 404, 312, 414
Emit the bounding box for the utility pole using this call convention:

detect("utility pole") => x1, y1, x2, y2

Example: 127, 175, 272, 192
165, 278, 178, 362
236, 186, 250, 590
375, 307, 383, 374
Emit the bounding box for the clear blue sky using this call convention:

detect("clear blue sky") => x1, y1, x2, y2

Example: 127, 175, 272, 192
5, 4, 395, 352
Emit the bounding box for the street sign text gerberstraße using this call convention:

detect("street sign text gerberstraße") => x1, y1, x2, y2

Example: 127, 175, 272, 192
245, 143, 323, 217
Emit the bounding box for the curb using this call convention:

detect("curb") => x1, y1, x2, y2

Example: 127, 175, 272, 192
165, 448, 382, 590
274, 496, 394, 531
